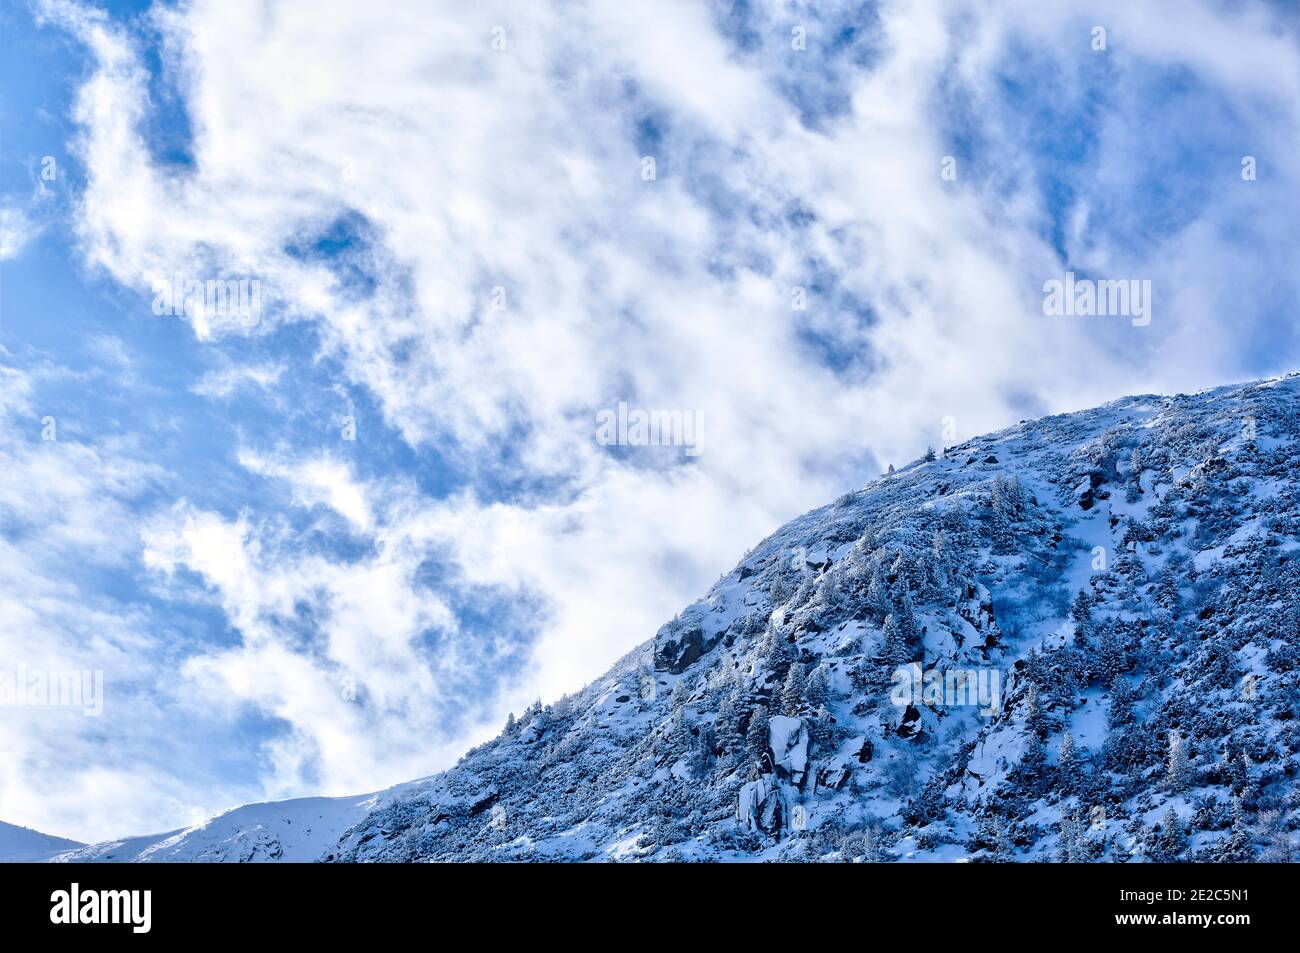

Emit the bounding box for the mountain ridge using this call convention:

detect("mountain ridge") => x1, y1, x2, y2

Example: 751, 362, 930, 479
0, 821, 84, 863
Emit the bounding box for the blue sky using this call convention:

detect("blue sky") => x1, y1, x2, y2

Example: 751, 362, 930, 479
2, 0, 1299, 842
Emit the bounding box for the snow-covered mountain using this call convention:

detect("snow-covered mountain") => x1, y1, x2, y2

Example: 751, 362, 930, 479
38, 781, 440, 864
20, 375, 1300, 862
0, 821, 83, 862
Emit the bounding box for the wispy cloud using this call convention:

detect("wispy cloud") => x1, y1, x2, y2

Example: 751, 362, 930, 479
0, 204, 39, 260
192, 362, 284, 400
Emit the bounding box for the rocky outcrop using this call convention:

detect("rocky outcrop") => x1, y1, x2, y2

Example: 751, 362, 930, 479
653, 608, 720, 674
768, 715, 808, 784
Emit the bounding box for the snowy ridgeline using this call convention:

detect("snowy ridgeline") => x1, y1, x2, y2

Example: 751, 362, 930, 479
0, 821, 84, 863
17, 374, 1300, 863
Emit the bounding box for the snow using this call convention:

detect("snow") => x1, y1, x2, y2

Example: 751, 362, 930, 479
768, 715, 808, 780
0, 821, 84, 862
49, 784, 431, 863
735, 778, 770, 830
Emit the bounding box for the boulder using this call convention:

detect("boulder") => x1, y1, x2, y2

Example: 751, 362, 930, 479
653, 610, 720, 674
895, 704, 924, 740
768, 715, 809, 784
736, 778, 770, 830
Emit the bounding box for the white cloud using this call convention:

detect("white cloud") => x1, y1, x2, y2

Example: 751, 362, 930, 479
236, 449, 373, 531
140, 496, 475, 800
0, 363, 241, 842
192, 362, 284, 399
0, 205, 38, 260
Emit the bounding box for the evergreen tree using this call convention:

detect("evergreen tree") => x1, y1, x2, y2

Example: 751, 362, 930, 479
1107, 678, 1136, 730
690, 724, 716, 778
1225, 796, 1252, 858
928, 529, 952, 602
1124, 447, 1145, 503
865, 564, 891, 619
763, 627, 796, 680
1022, 682, 1046, 737
1016, 730, 1048, 794
1070, 589, 1093, 625
769, 573, 793, 605
1057, 808, 1081, 863
992, 473, 1024, 516
896, 588, 919, 648
745, 706, 771, 762
993, 815, 1015, 861
1059, 730, 1081, 796
1218, 745, 1249, 796
670, 677, 692, 713
780, 665, 807, 716
667, 708, 690, 751
1166, 729, 1191, 792
859, 825, 887, 863
881, 614, 910, 665
1156, 807, 1188, 861
989, 474, 1024, 552
715, 692, 743, 755
806, 665, 831, 711
1096, 623, 1127, 686
890, 551, 913, 591
1153, 570, 1180, 614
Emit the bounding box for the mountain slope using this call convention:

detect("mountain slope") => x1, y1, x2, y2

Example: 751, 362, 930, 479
29, 374, 1300, 862
42, 782, 438, 864
0, 821, 84, 862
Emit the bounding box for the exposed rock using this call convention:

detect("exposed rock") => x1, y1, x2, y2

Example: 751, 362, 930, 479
653, 609, 720, 674
768, 715, 809, 784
